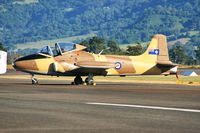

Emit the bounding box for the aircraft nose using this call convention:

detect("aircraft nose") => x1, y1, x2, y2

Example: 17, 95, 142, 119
12, 57, 29, 70
12, 61, 16, 68
12, 56, 38, 71
12, 58, 22, 70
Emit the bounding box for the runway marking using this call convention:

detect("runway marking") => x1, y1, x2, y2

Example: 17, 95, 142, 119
86, 102, 200, 113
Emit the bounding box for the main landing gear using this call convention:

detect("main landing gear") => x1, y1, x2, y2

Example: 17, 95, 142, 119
31, 74, 38, 84
72, 74, 96, 85
84, 74, 95, 85
74, 75, 83, 85
30, 74, 96, 85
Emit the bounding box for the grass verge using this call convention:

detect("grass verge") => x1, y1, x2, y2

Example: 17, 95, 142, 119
1, 74, 199, 85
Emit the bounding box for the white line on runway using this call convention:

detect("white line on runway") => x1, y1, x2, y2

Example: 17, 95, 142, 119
86, 102, 200, 113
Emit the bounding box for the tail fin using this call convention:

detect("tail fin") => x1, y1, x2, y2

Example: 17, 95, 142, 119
142, 34, 176, 66
132, 34, 177, 75
0, 50, 7, 74
143, 34, 169, 60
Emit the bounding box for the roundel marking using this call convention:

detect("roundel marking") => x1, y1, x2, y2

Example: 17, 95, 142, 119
115, 62, 122, 70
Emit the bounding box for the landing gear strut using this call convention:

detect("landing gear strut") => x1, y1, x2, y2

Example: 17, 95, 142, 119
31, 74, 38, 84
74, 75, 83, 85
85, 74, 96, 85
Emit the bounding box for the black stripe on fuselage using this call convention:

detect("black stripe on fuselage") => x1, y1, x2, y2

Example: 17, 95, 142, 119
15, 54, 50, 61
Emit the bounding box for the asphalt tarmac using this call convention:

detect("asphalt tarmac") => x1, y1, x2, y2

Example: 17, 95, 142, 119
0, 78, 200, 133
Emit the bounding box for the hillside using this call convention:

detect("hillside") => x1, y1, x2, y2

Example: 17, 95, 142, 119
0, 0, 200, 48
15, 32, 96, 50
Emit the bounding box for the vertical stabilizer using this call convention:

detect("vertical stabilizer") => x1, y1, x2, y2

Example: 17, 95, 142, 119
0, 50, 7, 74
142, 34, 172, 64
156, 34, 169, 62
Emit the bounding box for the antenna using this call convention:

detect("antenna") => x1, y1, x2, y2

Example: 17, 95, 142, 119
98, 50, 104, 55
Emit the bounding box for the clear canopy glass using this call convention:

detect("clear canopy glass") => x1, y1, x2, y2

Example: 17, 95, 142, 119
37, 42, 75, 56
57, 42, 75, 53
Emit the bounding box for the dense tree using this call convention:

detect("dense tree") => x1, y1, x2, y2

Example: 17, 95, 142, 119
0, 43, 6, 51
1, 0, 199, 46
80, 37, 107, 54
1, 0, 200, 64
80, 37, 145, 56
107, 40, 121, 54
126, 44, 143, 56
195, 46, 200, 65
169, 45, 188, 65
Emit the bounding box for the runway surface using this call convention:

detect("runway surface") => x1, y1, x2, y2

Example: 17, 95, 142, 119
0, 78, 200, 133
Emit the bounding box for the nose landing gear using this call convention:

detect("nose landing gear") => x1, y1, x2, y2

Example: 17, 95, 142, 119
31, 74, 38, 84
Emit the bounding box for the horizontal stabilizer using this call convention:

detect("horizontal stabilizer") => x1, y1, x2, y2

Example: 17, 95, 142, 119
156, 61, 178, 67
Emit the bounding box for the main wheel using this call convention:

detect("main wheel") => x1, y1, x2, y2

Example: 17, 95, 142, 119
74, 76, 83, 85
85, 77, 94, 85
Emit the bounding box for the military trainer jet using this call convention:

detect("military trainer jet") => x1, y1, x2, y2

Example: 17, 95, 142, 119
13, 34, 177, 85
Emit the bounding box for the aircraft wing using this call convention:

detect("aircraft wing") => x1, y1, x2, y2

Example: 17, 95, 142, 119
76, 61, 115, 69
72, 61, 115, 76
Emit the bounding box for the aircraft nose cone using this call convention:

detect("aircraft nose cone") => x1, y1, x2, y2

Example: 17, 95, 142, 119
12, 61, 16, 68
12, 56, 38, 71
12, 57, 27, 70
12, 59, 20, 70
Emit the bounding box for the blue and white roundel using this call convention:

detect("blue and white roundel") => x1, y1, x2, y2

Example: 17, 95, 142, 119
115, 62, 122, 69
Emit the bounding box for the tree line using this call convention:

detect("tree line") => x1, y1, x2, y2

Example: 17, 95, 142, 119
80, 37, 200, 65
1, 35, 200, 65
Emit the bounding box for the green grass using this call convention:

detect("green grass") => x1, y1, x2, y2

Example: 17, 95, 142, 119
168, 38, 190, 45
94, 75, 200, 82
16, 33, 96, 50
64, 8, 74, 12
188, 30, 199, 36
179, 65, 200, 68
120, 42, 149, 50
1, 74, 199, 84
32, 75, 200, 83
13, 0, 38, 5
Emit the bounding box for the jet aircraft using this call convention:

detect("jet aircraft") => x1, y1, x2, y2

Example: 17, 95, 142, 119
13, 34, 177, 85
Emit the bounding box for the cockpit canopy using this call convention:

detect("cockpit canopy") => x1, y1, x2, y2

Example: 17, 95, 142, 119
58, 42, 75, 53
37, 42, 77, 56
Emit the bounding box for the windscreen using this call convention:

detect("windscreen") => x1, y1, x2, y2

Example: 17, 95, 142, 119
57, 42, 75, 53
37, 46, 53, 56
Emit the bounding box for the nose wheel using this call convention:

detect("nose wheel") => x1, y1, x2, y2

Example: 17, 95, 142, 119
31, 75, 38, 84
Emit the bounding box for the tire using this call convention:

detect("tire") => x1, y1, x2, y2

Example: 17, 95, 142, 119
74, 76, 83, 85
32, 78, 38, 84
85, 78, 94, 85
